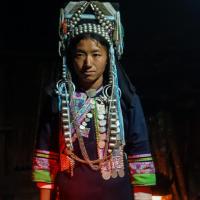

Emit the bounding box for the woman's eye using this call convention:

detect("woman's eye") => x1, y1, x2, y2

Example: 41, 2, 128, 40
93, 53, 101, 57
76, 53, 84, 57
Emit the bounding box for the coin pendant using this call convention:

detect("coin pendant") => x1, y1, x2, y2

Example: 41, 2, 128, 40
99, 119, 107, 126
118, 169, 125, 177
102, 171, 111, 180
111, 169, 118, 178
98, 114, 104, 120
99, 126, 106, 133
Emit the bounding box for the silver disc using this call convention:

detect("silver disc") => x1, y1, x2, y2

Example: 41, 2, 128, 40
118, 169, 125, 177
111, 169, 118, 178
102, 171, 111, 180
99, 119, 107, 126
98, 114, 104, 120
99, 126, 106, 133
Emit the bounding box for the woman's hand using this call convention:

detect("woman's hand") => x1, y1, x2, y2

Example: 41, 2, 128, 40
40, 188, 51, 200
134, 192, 152, 200
134, 186, 152, 200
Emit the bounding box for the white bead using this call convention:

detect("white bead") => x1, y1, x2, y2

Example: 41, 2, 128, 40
82, 121, 87, 126
80, 125, 85, 130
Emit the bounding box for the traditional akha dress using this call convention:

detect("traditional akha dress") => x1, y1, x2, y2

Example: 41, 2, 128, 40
32, 76, 156, 200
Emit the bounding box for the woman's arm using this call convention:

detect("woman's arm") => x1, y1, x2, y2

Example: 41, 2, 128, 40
125, 94, 156, 198
32, 91, 60, 198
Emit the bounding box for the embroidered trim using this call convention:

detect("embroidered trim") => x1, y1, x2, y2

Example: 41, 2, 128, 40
128, 153, 156, 186
132, 174, 156, 186
35, 149, 59, 156
36, 182, 55, 189
32, 149, 59, 183
129, 161, 155, 174
128, 153, 152, 159
33, 170, 55, 183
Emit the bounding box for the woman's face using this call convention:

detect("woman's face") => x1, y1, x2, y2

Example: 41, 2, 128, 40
72, 38, 108, 89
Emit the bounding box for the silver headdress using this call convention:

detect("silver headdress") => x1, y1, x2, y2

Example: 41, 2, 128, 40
59, 1, 124, 59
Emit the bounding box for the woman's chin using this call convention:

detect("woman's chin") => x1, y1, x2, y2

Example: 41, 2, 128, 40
82, 76, 96, 82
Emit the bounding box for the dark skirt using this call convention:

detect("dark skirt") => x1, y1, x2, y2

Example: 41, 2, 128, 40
56, 158, 133, 200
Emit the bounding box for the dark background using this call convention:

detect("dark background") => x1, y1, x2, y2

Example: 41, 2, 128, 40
0, 0, 200, 199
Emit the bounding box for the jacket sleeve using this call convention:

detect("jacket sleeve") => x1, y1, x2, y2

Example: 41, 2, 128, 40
124, 94, 156, 186
32, 90, 60, 188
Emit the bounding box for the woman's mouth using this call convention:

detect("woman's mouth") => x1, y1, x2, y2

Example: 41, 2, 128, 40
83, 71, 95, 76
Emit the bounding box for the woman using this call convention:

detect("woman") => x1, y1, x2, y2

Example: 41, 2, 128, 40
32, 2, 156, 200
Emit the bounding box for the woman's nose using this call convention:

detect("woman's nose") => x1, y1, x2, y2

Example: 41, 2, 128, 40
84, 55, 92, 66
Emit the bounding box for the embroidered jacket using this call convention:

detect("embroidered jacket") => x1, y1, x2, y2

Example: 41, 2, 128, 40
32, 88, 156, 196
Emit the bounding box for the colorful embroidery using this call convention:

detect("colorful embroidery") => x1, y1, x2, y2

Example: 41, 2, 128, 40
33, 157, 50, 170
129, 161, 155, 174
70, 92, 94, 138
128, 154, 156, 186
128, 153, 152, 159
32, 150, 59, 183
